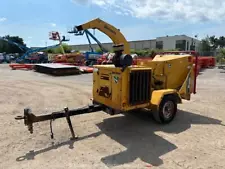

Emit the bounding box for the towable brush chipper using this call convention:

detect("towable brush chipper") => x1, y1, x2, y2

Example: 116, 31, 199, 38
15, 18, 198, 140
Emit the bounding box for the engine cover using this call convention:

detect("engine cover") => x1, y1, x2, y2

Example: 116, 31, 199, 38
93, 65, 152, 111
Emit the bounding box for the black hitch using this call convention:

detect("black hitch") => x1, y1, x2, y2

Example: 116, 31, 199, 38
15, 108, 35, 134
15, 104, 103, 139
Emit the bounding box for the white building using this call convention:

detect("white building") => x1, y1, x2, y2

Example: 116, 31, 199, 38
156, 35, 200, 51
70, 35, 200, 52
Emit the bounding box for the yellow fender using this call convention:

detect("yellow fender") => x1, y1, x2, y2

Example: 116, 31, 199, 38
150, 89, 182, 111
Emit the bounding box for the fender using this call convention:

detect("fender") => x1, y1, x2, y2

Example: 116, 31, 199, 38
150, 89, 182, 111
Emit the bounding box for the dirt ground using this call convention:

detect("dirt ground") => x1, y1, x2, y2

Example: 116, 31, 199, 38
0, 64, 225, 169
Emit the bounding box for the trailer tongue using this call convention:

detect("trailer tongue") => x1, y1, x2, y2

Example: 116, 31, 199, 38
15, 104, 103, 139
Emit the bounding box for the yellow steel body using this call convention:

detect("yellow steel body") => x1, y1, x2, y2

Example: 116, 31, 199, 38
149, 89, 181, 111
137, 54, 195, 100
93, 65, 151, 111
93, 54, 195, 112
75, 18, 195, 112
75, 18, 130, 54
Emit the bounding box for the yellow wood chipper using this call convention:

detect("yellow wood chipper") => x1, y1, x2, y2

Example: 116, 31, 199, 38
15, 19, 198, 140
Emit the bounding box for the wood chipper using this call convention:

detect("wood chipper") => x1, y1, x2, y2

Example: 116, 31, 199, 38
15, 44, 198, 140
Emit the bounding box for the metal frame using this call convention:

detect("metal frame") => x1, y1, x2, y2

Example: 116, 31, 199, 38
15, 104, 103, 139
68, 29, 108, 53
17, 44, 62, 63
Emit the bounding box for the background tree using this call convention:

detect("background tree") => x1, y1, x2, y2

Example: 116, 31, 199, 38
0, 35, 26, 54
209, 35, 218, 50
216, 48, 225, 63
198, 36, 211, 52
44, 43, 72, 54
95, 47, 103, 53
61, 43, 72, 53
217, 36, 225, 48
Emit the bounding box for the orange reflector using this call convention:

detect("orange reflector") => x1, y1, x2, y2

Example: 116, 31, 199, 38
188, 56, 192, 62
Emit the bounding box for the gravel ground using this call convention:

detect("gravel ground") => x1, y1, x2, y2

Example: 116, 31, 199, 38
0, 64, 225, 169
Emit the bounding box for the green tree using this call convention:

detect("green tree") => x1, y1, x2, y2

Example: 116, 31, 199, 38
209, 35, 218, 50
95, 47, 103, 53
216, 48, 225, 63
207, 35, 225, 50
199, 37, 211, 52
44, 43, 72, 54
217, 36, 225, 48
61, 43, 72, 53
130, 49, 136, 54
0, 35, 26, 54
45, 48, 54, 53
53, 47, 63, 54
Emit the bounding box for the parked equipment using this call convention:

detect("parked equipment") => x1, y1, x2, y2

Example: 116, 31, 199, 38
84, 52, 103, 66
16, 31, 68, 63
15, 19, 198, 141
34, 63, 82, 76
0, 36, 29, 52
0, 35, 49, 63
0, 37, 29, 63
53, 52, 85, 65
9, 64, 34, 70
69, 27, 108, 66
1, 32, 68, 64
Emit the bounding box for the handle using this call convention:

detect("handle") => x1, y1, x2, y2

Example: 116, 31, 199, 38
15, 116, 24, 120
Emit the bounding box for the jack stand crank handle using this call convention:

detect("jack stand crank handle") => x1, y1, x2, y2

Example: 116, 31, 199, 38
64, 107, 78, 140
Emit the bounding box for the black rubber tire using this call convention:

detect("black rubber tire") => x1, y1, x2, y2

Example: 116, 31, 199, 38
152, 95, 177, 124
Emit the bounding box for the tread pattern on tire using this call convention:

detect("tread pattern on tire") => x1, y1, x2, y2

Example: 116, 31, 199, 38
153, 94, 177, 124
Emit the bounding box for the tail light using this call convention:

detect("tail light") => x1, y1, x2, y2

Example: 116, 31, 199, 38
188, 56, 192, 62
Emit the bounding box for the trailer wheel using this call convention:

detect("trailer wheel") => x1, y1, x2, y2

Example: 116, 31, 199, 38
153, 95, 177, 124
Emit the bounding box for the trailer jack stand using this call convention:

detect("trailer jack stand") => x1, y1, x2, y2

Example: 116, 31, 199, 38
64, 107, 78, 140
15, 104, 103, 140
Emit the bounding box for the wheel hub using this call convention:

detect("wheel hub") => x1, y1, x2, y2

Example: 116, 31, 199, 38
162, 101, 174, 119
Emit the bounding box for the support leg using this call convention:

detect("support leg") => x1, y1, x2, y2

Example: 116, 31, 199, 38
64, 107, 78, 140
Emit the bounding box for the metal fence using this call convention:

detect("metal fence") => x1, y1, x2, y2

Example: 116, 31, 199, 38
198, 51, 217, 57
